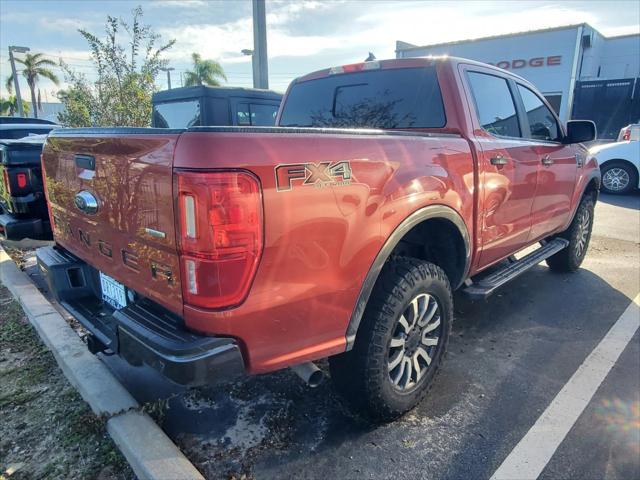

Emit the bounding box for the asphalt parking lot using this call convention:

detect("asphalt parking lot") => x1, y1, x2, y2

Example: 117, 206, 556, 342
8, 192, 640, 480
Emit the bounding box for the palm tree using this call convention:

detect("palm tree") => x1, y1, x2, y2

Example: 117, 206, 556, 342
0, 95, 30, 116
183, 53, 227, 87
6, 53, 59, 119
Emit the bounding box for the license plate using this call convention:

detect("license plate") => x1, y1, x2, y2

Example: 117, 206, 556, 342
99, 272, 127, 310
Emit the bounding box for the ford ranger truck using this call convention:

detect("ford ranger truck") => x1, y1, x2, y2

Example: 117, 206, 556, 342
36, 57, 599, 421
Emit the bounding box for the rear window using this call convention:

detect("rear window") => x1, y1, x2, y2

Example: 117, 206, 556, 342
279, 67, 446, 129
1, 147, 40, 166
0, 127, 53, 140
153, 100, 201, 128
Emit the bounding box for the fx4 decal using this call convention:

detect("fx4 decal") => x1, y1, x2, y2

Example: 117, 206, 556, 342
275, 161, 352, 191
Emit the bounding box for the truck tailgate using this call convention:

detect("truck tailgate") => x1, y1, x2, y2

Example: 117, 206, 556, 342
42, 130, 184, 315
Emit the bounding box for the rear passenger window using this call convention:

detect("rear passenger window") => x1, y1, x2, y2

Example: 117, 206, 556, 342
250, 103, 279, 126
517, 85, 561, 142
236, 103, 279, 126
237, 103, 251, 126
467, 72, 520, 138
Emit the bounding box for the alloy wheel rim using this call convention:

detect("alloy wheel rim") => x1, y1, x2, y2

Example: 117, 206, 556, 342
603, 168, 630, 191
576, 208, 591, 257
387, 293, 442, 392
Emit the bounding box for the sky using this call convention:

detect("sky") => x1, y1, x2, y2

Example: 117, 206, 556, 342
1, 0, 639, 101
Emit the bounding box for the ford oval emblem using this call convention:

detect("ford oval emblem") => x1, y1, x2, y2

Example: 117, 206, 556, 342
74, 190, 99, 214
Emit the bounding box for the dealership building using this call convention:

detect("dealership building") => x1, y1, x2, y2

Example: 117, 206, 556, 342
396, 23, 640, 138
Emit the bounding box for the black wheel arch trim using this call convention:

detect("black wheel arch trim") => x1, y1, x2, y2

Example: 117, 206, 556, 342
345, 204, 471, 350
580, 168, 601, 197
579, 169, 601, 202
555, 169, 600, 240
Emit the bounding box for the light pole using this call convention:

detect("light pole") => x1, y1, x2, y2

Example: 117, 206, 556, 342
161, 67, 175, 89
8, 45, 29, 117
252, 0, 268, 89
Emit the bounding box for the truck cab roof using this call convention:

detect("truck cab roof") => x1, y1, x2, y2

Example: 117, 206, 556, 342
152, 85, 283, 103
295, 55, 532, 86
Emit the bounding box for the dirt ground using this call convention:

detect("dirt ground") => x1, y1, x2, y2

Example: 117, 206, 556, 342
0, 283, 134, 480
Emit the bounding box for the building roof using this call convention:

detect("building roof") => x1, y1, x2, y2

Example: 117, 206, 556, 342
606, 32, 640, 40
396, 22, 639, 53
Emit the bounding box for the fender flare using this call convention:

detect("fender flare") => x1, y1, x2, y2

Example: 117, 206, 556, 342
345, 204, 471, 349
585, 168, 602, 191
568, 168, 601, 222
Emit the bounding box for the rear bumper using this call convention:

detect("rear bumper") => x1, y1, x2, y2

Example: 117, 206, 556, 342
0, 212, 51, 241
35, 245, 245, 386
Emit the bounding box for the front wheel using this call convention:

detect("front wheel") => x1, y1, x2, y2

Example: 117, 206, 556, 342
329, 257, 452, 422
546, 194, 595, 272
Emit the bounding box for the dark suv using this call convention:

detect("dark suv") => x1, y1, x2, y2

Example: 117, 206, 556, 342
152, 86, 282, 128
0, 134, 52, 240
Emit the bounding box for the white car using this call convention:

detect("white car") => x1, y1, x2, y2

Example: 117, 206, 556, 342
590, 141, 640, 194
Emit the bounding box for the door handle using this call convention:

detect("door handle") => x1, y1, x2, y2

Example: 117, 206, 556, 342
490, 155, 508, 166
541, 155, 554, 166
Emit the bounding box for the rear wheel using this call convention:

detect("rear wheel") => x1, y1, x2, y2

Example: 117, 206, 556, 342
545, 194, 595, 272
329, 257, 452, 421
601, 161, 637, 194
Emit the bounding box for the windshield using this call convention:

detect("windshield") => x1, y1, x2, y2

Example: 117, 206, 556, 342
279, 66, 446, 129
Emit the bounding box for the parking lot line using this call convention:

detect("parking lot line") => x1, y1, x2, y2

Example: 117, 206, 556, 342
490, 293, 640, 480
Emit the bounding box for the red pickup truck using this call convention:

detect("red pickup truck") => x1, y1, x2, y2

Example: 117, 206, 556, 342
37, 57, 599, 420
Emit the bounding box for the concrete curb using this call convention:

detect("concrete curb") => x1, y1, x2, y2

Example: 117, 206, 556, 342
0, 246, 205, 480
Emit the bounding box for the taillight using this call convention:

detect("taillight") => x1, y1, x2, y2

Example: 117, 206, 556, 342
2, 169, 10, 195
2, 171, 28, 193
175, 170, 263, 309
16, 173, 27, 189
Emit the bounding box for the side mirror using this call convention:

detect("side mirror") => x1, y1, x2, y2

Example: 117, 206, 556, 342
564, 120, 596, 144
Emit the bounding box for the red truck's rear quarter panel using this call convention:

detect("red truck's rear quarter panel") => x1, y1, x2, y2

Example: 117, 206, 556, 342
174, 130, 474, 372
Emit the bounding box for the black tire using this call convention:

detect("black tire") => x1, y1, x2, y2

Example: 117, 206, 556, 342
545, 194, 595, 272
600, 161, 638, 195
329, 257, 452, 422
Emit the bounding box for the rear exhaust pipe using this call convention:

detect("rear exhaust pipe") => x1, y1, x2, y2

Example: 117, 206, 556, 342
291, 362, 323, 388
